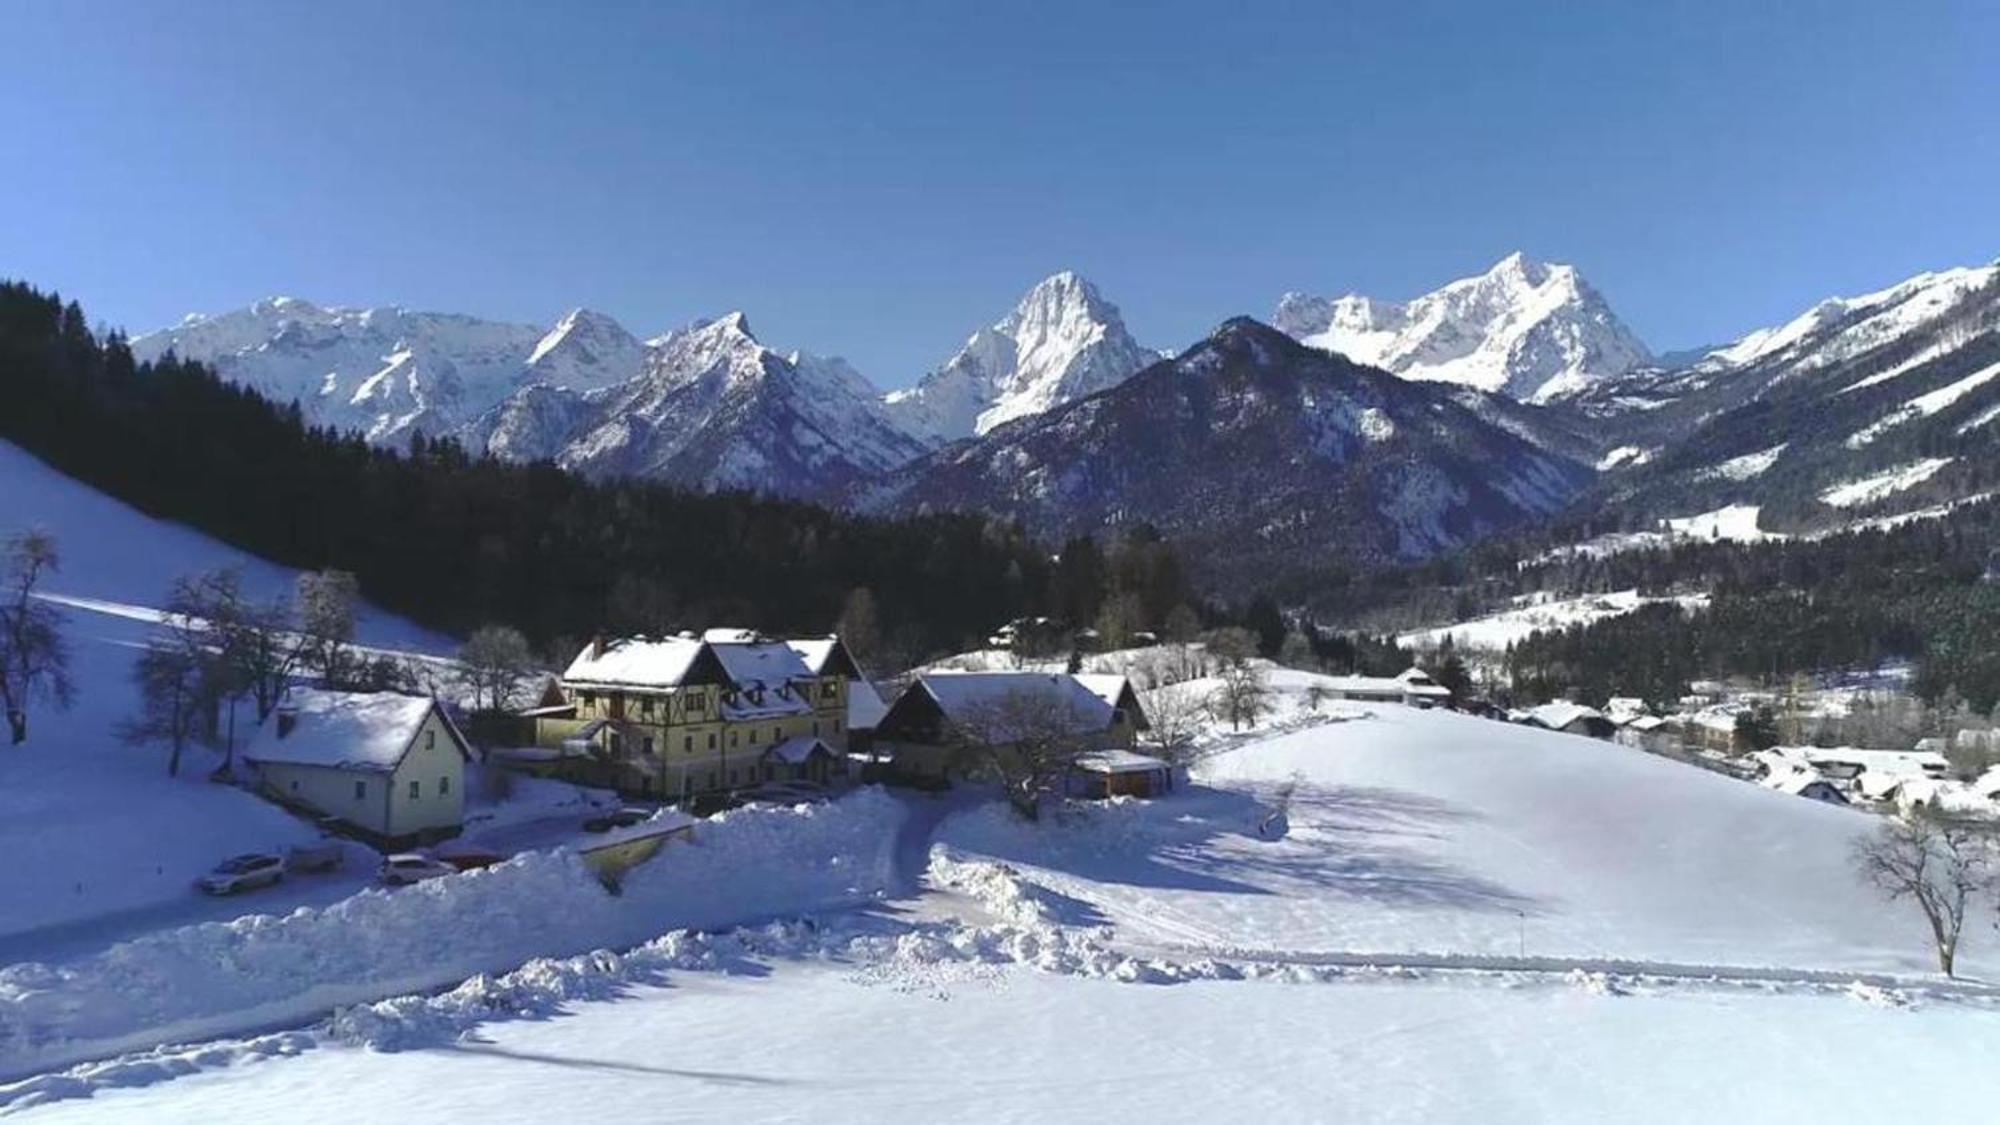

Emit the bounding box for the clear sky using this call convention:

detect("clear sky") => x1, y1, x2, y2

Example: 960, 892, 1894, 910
5, 0, 1995, 385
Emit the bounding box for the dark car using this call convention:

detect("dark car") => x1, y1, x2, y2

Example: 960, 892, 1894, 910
435, 846, 505, 871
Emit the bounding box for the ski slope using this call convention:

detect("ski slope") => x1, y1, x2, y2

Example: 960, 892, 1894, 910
0, 440, 451, 938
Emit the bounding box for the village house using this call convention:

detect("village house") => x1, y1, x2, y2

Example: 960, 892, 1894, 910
1320, 667, 1454, 708
1613, 713, 1679, 752
527, 630, 866, 801
243, 688, 473, 848
873, 671, 1148, 786
1523, 701, 1616, 740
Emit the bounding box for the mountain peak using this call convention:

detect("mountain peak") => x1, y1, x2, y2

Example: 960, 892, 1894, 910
1276, 255, 1649, 402
882, 273, 1160, 442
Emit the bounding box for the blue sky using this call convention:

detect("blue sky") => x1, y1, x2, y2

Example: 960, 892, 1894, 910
4, 1, 1995, 385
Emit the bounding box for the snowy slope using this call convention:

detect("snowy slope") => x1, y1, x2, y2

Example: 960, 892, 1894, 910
882, 271, 1161, 441
940, 700, 1993, 975
1397, 589, 1710, 651
0, 440, 450, 938
1275, 253, 1652, 403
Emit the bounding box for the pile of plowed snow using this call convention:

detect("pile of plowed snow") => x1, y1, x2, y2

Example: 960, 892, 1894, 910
0, 790, 903, 1076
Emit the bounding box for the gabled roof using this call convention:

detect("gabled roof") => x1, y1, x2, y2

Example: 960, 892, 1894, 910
244, 689, 466, 774
705, 634, 815, 690
763, 735, 835, 765
786, 636, 864, 679
910, 672, 1119, 741
1073, 674, 1150, 730
563, 636, 712, 690
1527, 701, 1606, 730
848, 678, 889, 730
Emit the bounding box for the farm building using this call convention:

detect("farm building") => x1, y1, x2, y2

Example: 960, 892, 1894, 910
1068, 750, 1174, 799
874, 671, 1148, 785
1318, 667, 1454, 708
244, 689, 472, 848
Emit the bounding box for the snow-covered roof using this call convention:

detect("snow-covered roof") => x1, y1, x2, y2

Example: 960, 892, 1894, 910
1322, 673, 1451, 699
563, 636, 707, 690
1072, 750, 1169, 774
763, 736, 834, 766
706, 637, 814, 689
848, 678, 888, 731
1764, 768, 1843, 798
1527, 702, 1605, 730
1074, 674, 1138, 710
916, 672, 1119, 739
1623, 715, 1670, 731
243, 689, 454, 774
1790, 746, 1949, 775
785, 637, 840, 674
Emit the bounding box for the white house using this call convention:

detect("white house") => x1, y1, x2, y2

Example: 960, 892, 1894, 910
244, 689, 472, 847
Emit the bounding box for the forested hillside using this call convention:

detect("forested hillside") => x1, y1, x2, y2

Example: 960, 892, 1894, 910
0, 282, 1199, 664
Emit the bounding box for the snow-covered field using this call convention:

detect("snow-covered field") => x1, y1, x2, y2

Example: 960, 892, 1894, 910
22, 958, 2000, 1125
1397, 589, 1709, 651
10, 693, 1999, 1121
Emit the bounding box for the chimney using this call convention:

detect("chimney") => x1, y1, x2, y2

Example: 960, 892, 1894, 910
276, 707, 298, 739
590, 634, 606, 660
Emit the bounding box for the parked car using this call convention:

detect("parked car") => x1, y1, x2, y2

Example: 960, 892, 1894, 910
379, 853, 457, 886
285, 840, 345, 874
434, 846, 505, 872
582, 806, 653, 833
196, 853, 286, 895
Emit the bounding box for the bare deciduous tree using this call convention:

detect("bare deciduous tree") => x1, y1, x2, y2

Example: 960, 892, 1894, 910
1143, 681, 1208, 767
1852, 810, 1995, 977
296, 569, 359, 687
1209, 657, 1271, 732
949, 691, 1098, 820
458, 624, 537, 713
121, 640, 206, 777
0, 530, 74, 744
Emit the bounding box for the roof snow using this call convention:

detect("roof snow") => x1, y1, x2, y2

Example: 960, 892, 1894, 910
243, 689, 451, 773
563, 636, 707, 689
1526, 701, 1604, 730
1072, 749, 1169, 774
916, 672, 1121, 738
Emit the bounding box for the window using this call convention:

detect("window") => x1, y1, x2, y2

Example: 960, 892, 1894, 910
834, 719, 841, 732
426, 730, 435, 750
686, 693, 706, 714
821, 683, 838, 701
749, 728, 758, 745
707, 733, 717, 749
290, 780, 300, 793
644, 736, 655, 755
354, 780, 367, 801
440, 775, 450, 796
408, 779, 420, 800
730, 731, 738, 747
683, 735, 693, 752
581, 692, 596, 708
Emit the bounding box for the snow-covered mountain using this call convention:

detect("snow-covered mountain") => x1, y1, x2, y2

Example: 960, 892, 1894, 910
137, 298, 930, 497
1562, 257, 2000, 536
131, 298, 642, 445
882, 271, 1161, 442
470, 313, 931, 496
1275, 252, 1653, 403
858, 317, 1594, 582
